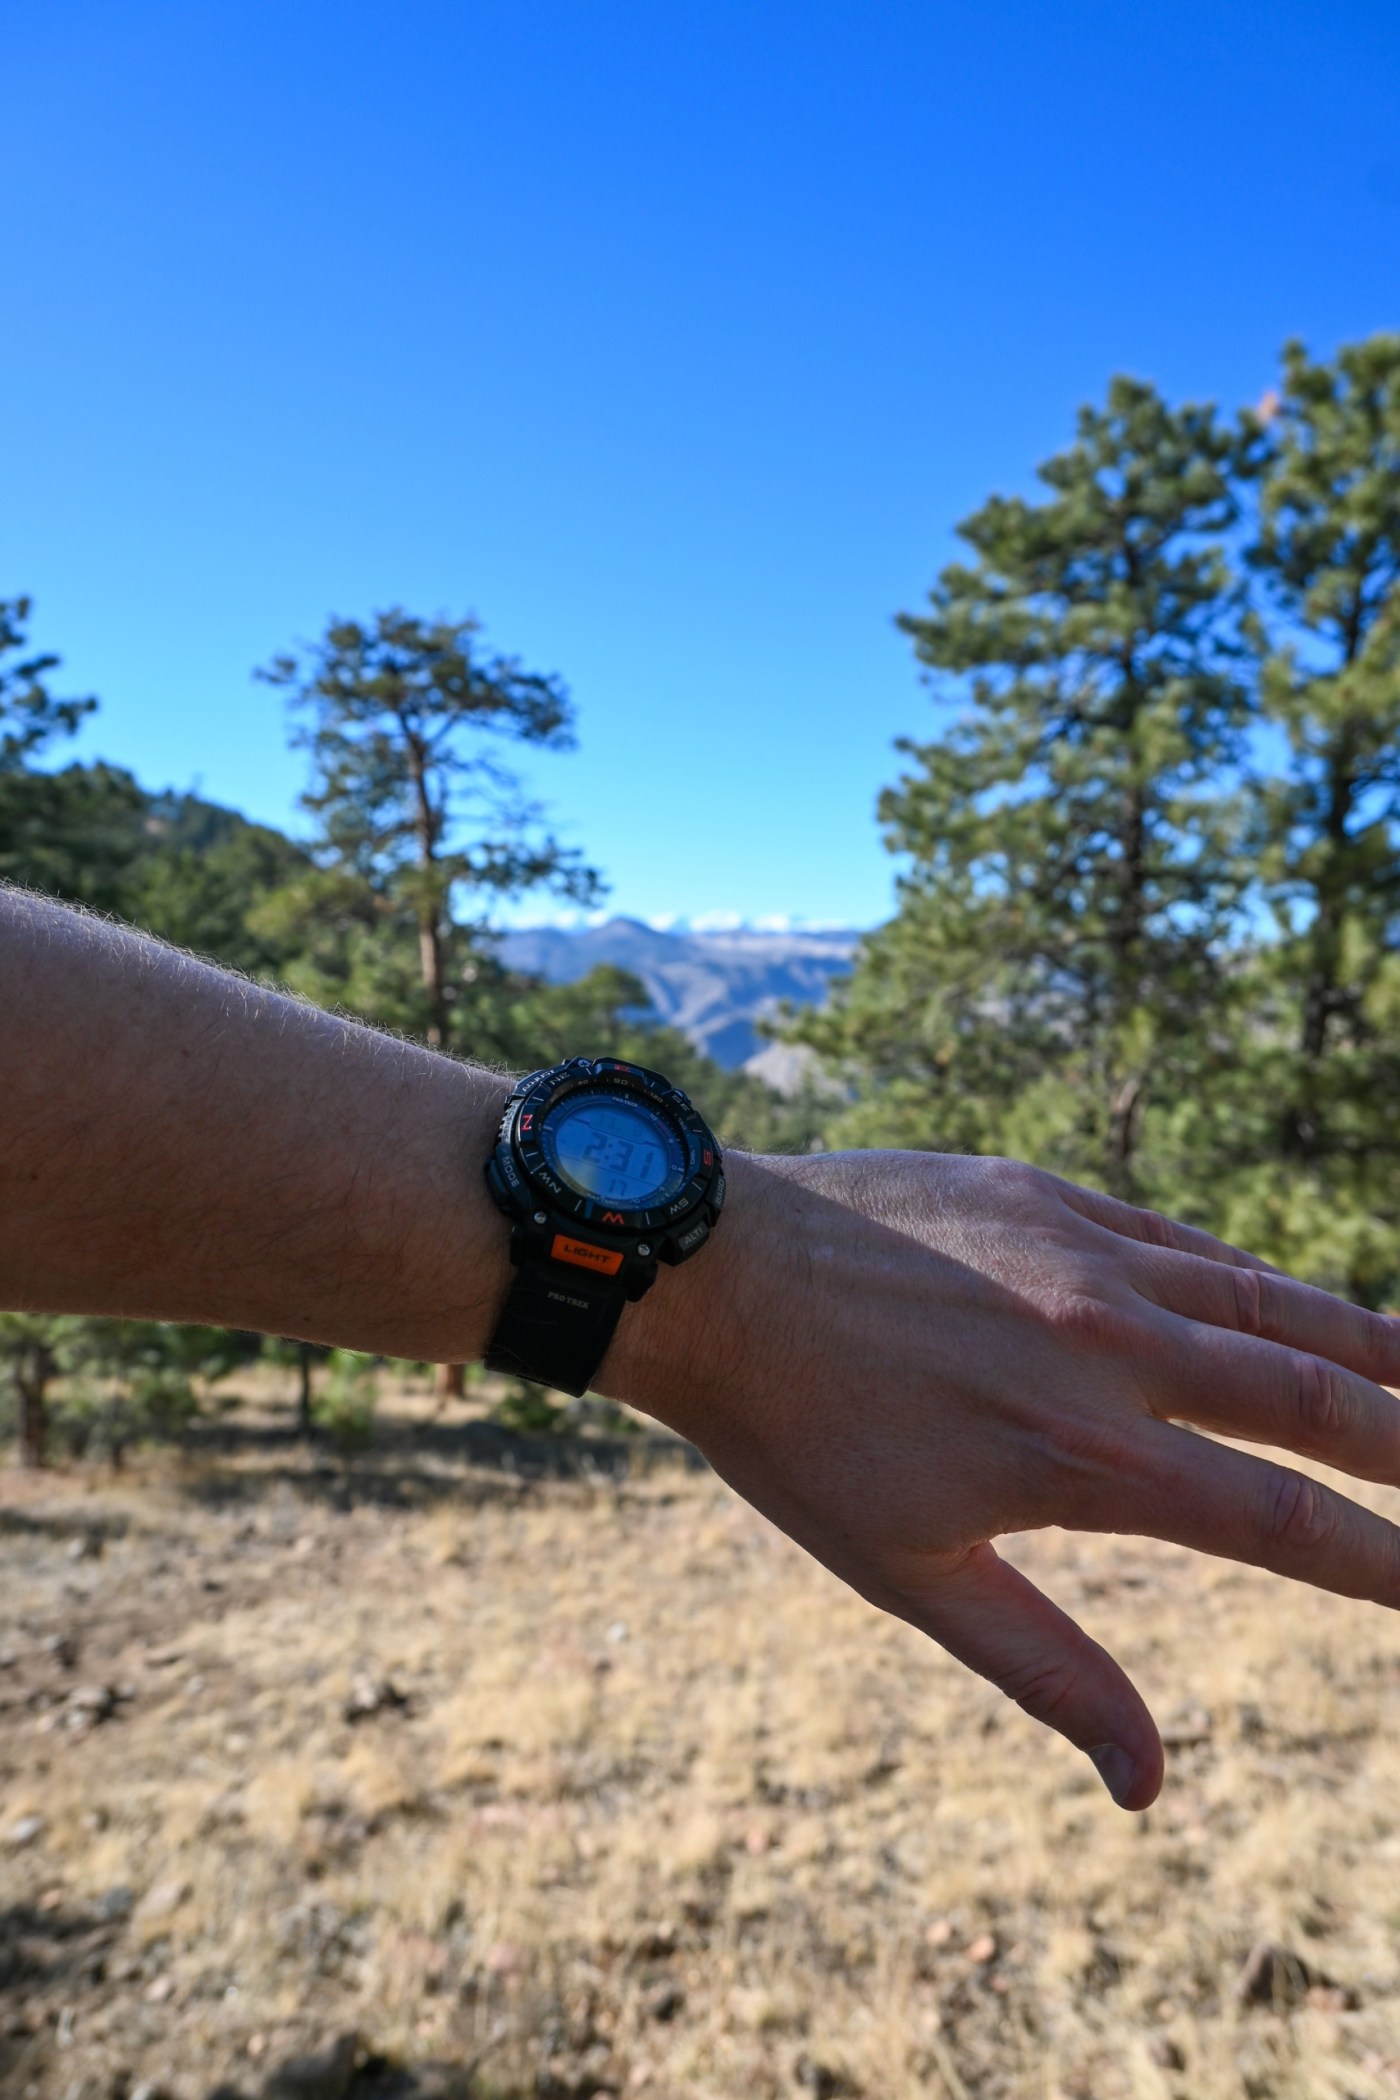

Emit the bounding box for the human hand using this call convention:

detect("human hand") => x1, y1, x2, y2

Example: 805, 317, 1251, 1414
606, 1149, 1400, 1809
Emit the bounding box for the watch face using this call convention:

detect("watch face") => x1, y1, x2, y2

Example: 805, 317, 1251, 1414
540, 1090, 689, 1208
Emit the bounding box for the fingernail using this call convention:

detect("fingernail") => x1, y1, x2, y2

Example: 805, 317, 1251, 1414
1089, 1743, 1137, 1806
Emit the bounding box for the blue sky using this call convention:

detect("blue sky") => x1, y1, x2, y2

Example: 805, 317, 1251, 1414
4, 1, 1399, 929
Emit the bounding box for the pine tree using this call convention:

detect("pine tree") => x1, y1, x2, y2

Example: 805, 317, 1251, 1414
1217, 336, 1400, 1302
799, 378, 1251, 1198
260, 609, 602, 1048
0, 595, 95, 767
0, 1316, 62, 1468
0, 597, 141, 912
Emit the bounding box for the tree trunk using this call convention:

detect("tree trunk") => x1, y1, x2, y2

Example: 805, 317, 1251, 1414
16, 1338, 55, 1468
1283, 734, 1356, 1162
1106, 767, 1148, 1200
1106, 1075, 1146, 1201
435, 1361, 465, 1404
418, 917, 448, 1050
297, 1341, 315, 1437
405, 734, 450, 1050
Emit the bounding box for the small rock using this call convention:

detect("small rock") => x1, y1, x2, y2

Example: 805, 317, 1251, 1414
95, 1885, 135, 1921
69, 1683, 115, 1712
143, 1644, 184, 1670
1306, 1982, 1358, 2012
483, 1940, 526, 1977
606, 1621, 629, 1644
66, 1684, 117, 1726
630, 1923, 678, 1960
794, 2057, 855, 2099
924, 1918, 953, 1949
645, 1982, 684, 2023
1149, 2038, 1185, 2070
1161, 1703, 1213, 1750
1300, 1893, 1340, 1938
261, 2029, 360, 2100
0, 1648, 18, 1669
376, 2070, 461, 2099
5, 1814, 46, 1850
42, 1634, 78, 1668
967, 1933, 998, 1964
144, 1975, 175, 2004
67, 1534, 103, 1562
343, 1674, 407, 1723
135, 1879, 190, 1923
130, 2083, 174, 2100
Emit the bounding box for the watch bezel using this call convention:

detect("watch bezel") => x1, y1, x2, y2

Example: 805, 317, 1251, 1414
498, 1057, 722, 1235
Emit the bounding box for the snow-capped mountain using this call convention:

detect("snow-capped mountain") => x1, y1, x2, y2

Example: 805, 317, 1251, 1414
498, 917, 859, 1070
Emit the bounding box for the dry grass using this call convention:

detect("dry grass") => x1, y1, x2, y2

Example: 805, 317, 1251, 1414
5, 1377, 1400, 2099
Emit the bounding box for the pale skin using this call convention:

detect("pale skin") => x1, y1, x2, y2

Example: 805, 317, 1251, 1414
6, 891, 1400, 1812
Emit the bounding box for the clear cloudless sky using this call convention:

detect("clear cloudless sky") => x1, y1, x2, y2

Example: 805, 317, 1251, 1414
4, 1, 1400, 927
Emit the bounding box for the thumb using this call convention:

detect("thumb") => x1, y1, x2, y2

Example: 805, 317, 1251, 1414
907, 1542, 1164, 1810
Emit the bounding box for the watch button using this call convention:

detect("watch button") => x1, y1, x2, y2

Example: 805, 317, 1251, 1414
672, 1218, 710, 1259
709, 1172, 726, 1216
551, 1233, 625, 1277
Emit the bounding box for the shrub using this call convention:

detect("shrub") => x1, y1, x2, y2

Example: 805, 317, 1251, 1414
490, 1382, 570, 1437
312, 1351, 378, 1448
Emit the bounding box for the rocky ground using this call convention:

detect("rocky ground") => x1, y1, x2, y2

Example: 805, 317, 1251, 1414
5, 1377, 1400, 2100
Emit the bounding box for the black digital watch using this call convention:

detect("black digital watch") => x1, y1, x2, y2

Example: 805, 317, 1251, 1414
482, 1056, 725, 1398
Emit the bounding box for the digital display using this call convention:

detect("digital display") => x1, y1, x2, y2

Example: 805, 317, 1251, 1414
541, 1093, 685, 1206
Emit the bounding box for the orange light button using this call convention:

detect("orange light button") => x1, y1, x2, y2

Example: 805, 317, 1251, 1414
550, 1234, 625, 1277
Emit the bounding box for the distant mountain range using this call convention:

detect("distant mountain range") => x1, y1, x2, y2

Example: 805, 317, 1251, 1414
498, 917, 860, 1074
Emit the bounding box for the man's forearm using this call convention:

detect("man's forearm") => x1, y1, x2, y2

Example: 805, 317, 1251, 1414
0, 889, 516, 1362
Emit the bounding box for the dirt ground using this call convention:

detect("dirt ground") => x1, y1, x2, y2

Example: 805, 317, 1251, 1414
6, 1377, 1400, 2100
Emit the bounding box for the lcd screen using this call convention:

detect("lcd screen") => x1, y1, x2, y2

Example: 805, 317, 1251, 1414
542, 1095, 685, 1205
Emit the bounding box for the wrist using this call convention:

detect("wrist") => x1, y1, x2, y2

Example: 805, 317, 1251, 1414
594, 1149, 799, 1441
395, 1064, 516, 1367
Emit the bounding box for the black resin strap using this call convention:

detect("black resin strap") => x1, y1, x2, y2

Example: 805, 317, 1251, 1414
483, 1259, 628, 1399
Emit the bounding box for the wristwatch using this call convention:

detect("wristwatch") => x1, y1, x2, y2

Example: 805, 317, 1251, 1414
482, 1055, 726, 1398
